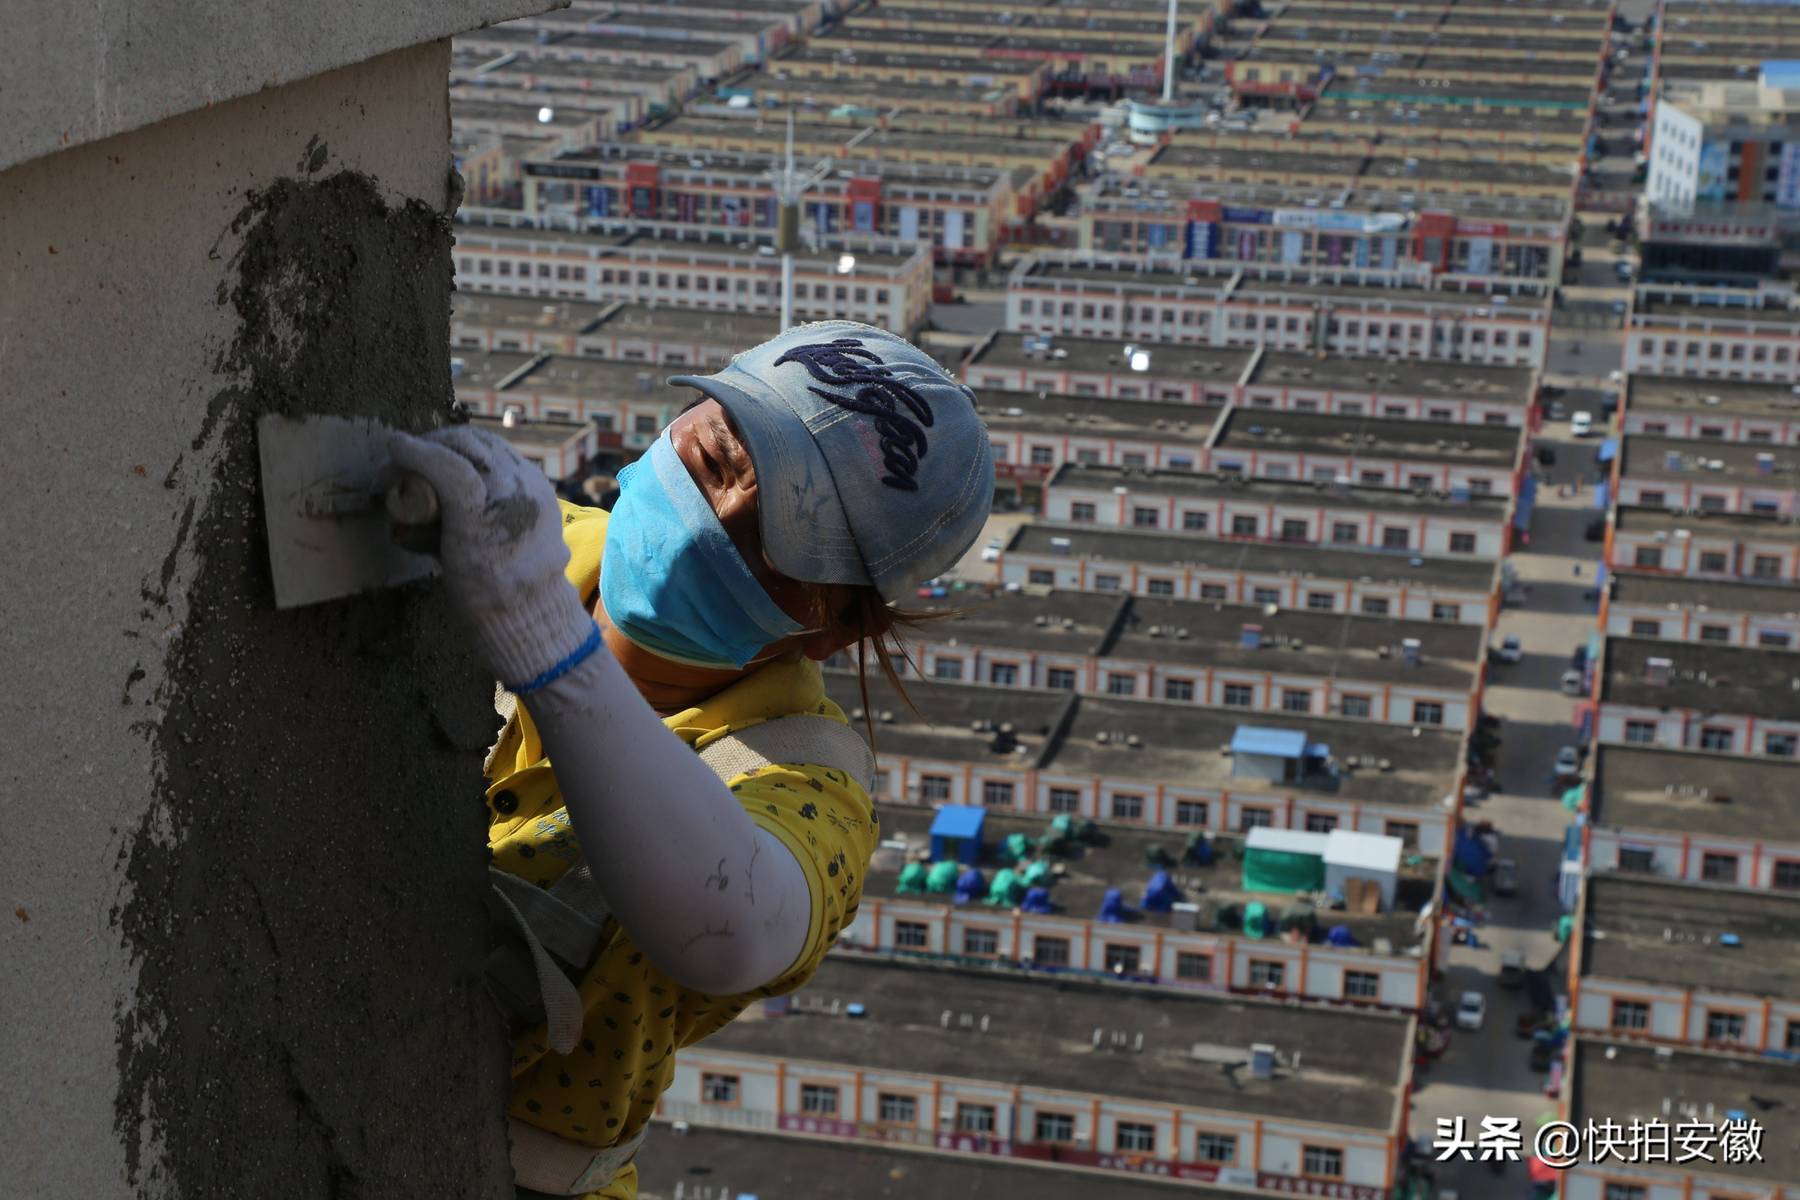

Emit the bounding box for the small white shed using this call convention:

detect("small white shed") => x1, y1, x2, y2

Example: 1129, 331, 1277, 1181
1323, 830, 1404, 913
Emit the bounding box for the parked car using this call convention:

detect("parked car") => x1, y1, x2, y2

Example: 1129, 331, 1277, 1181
1614, 260, 1634, 281
1545, 399, 1569, 421
1554, 745, 1582, 776
1560, 669, 1586, 696
1535, 444, 1557, 466
1570, 411, 1594, 437
1498, 950, 1527, 989
1492, 634, 1523, 665
1492, 858, 1519, 896
1455, 991, 1488, 1032
980, 537, 1002, 563
1585, 517, 1606, 541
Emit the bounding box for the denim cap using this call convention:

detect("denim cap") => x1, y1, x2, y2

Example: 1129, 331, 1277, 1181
668, 321, 995, 605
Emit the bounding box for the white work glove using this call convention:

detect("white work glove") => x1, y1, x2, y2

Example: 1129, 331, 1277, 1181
387, 425, 599, 692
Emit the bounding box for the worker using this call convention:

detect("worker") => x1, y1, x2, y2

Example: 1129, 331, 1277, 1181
388, 322, 995, 1199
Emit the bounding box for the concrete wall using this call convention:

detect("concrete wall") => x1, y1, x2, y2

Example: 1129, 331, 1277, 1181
0, 43, 525, 1199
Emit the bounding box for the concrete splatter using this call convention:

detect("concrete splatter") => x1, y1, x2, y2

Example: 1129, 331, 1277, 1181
113, 168, 513, 1197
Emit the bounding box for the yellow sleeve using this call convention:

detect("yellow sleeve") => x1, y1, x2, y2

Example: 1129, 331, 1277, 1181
727, 760, 878, 992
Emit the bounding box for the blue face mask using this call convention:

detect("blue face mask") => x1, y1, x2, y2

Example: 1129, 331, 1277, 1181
600, 432, 814, 670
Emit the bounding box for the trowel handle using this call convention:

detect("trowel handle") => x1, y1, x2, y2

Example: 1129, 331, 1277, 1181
385, 472, 441, 556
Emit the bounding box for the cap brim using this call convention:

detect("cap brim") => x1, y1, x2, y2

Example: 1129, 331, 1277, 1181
668, 370, 875, 592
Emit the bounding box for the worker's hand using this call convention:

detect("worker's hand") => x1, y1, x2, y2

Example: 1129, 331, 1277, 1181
387, 426, 598, 691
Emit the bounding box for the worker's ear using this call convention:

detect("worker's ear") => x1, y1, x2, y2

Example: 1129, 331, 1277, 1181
800, 627, 854, 662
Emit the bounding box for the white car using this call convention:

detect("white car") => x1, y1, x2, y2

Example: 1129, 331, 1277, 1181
980, 537, 1003, 563
1455, 991, 1487, 1031
1493, 634, 1523, 665
1570, 411, 1594, 438
1554, 745, 1582, 777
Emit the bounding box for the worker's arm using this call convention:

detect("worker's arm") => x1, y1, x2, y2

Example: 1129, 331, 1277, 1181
389, 427, 812, 996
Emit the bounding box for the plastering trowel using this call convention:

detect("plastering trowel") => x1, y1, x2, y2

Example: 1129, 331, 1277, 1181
257, 414, 442, 609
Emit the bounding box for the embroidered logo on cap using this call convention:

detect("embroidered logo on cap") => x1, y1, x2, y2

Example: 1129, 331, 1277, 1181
774, 337, 934, 492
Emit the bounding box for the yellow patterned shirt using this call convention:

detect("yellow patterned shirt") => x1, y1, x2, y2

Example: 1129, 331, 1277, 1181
486, 501, 877, 1199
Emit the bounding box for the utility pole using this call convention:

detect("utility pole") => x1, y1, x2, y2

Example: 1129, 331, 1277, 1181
1162, 0, 1180, 104
766, 109, 833, 331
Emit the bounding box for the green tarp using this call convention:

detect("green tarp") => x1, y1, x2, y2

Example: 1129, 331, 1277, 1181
1242, 847, 1325, 895
985, 868, 1025, 907
897, 862, 928, 895
1244, 901, 1268, 938
1447, 866, 1485, 904
925, 861, 959, 893
1561, 784, 1585, 811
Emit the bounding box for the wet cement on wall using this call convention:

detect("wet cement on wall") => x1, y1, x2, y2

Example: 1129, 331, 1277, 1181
112, 164, 514, 1198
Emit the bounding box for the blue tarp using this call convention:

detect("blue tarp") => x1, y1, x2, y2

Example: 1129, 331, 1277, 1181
1562, 823, 1584, 863
1454, 827, 1494, 877
953, 867, 986, 906
1593, 481, 1611, 510
1764, 60, 1800, 89
1326, 924, 1357, 947
1021, 886, 1054, 914
930, 805, 986, 865
1513, 472, 1538, 530
1231, 726, 1308, 759
1141, 870, 1181, 913
1596, 437, 1619, 464
1097, 887, 1130, 923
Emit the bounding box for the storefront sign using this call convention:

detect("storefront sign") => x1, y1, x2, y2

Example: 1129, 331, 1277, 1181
1257, 1172, 1383, 1200
1223, 205, 1271, 225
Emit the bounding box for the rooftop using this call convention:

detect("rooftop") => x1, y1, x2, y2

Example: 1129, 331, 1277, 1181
869, 803, 1435, 950
1014, 257, 1552, 312
585, 302, 777, 346
634, 1125, 1230, 1198
449, 349, 539, 391
450, 292, 615, 335
1047, 463, 1512, 520
1613, 505, 1800, 543
1006, 521, 1499, 592
1214, 408, 1523, 468
1622, 434, 1800, 483
637, 115, 1058, 165
1582, 873, 1800, 997
1609, 569, 1800, 618
778, 45, 1046, 78
1602, 635, 1800, 720
973, 388, 1218, 444
1589, 744, 1800, 843
1635, 293, 1800, 326
828, 673, 1466, 806
471, 414, 587, 451
451, 223, 920, 270
1626, 374, 1800, 421
1246, 351, 1536, 404
1570, 1039, 1799, 1184
916, 588, 1481, 687
705, 955, 1411, 1127
969, 332, 1255, 383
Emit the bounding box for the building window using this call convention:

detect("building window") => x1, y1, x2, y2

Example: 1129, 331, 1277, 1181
1701, 852, 1739, 883
1432, 603, 1461, 622
1111, 793, 1144, 820
1249, 959, 1285, 989
1200, 583, 1228, 600
1604, 1185, 1647, 1200
1133, 507, 1160, 528
1340, 694, 1372, 719
1195, 1132, 1237, 1163
1773, 861, 1800, 890
1331, 522, 1360, 544
1048, 788, 1080, 814
1344, 970, 1379, 1000
1035, 1111, 1075, 1143
1030, 445, 1055, 466
1624, 721, 1657, 744
895, 921, 929, 949
1629, 619, 1662, 636
1164, 678, 1194, 701
1699, 728, 1734, 752
1029, 569, 1056, 586
1115, 1122, 1156, 1154
1700, 624, 1731, 642
1382, 527, 1411, 549
1071, 502, 1097, 522
801, 1084, 840, 1115
1094, 574, 1122, 591
1280, 519, 1310, 542
1283, 688, 1313, 713
1175, 800, 1209, 826
878, 1093, 918, 1125
1306, 592, 1335, 612
1106, 673, 1137, 696
933, 658, 964, 680
1183, 511, 1210, 531
1223, 683, 1254, 707
1240, 807, 1273, 831
1705, 1011, 1747, 1043
1618, 847, 1655, 873
920, 775, 952, 801
1231, 515, 1260, 537
1032, 936, 1071, 967
1753, 555, 1783, 579
1104, 944, 1141, 974
1361, 597, 1391, 616
1303, 1146, 1343, 1179
1638, 491, 1667, 508
1252, 587, 1282, 605
1698, 552, 1729, 573
957, 1103, 997, 1133
1146, 578, 1176, 597
1046, 667, 1077, 690
1413, 701, 1445, 726
989, 663, 1018, 686
1304, 813, 1338, 833
1385, 821, 1419, 848
982, 781, 1015, 808
1611, 1000, 1649, 1031
1758, 631, 1794, 649
1176, 952, 1213, 982
1766, 733, 1798, 757
702, 1073, 740, 1104
1449, 533, 1477, 554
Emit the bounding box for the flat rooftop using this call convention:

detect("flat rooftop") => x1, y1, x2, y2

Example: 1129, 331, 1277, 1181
778, 45, 1045, 78
1214, 408, 1523, 469
1007, 521, 1499, 592
532, 144, 1010, 192
1247, 352, 1535, 404
870, 803, 1435, 950
828, 673, 1466, 806
1635, 294, 1800, 326
449, 350, 682, 401
706, 955, 1410, 1128
449, 349, 539, 391
639, 115, 1059, 164
917, 587, 1480, 687
1627, 374, 1800, 421
451, 224, 919, 270
1613, 505, 1800, 543
974, 388, 1218, 444
1590, 744, 1800, 843
450, 292, 614, 334
1570, 1039, 1798, 1185
1047, 464, 1512, 521
1017, 258, 1552, 312
1622, 434, 1800, 483
587, 302, 777, 346
969, 332, 1255, 382
471, 415, 587, 451
1602, 635, 1800, 721
1582, 873, 1800, 997
635, 1125, 1231, 1198
1084, 178, 1571, 225
1609, 569, 1800, 618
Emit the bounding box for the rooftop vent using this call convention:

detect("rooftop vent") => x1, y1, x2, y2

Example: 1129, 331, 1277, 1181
1249, 1043, 1277, 1080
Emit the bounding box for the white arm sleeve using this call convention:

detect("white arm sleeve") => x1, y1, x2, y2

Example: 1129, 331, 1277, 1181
518, 646, 815, 997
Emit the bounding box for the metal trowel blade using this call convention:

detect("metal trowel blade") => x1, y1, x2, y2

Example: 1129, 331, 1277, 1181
257, 414, 439, 609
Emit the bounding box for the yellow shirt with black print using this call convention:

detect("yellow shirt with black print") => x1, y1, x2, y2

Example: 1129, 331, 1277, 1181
487, 500, 877, 1199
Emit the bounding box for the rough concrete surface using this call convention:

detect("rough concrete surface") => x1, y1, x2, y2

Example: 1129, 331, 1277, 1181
2, 44, 513, 1199
2, 0, 567, 173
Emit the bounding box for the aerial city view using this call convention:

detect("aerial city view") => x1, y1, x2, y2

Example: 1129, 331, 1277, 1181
5, 0, 1797, 1199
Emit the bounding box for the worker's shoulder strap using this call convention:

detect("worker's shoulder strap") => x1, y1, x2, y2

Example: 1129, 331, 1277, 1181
697, 713, 876, 795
